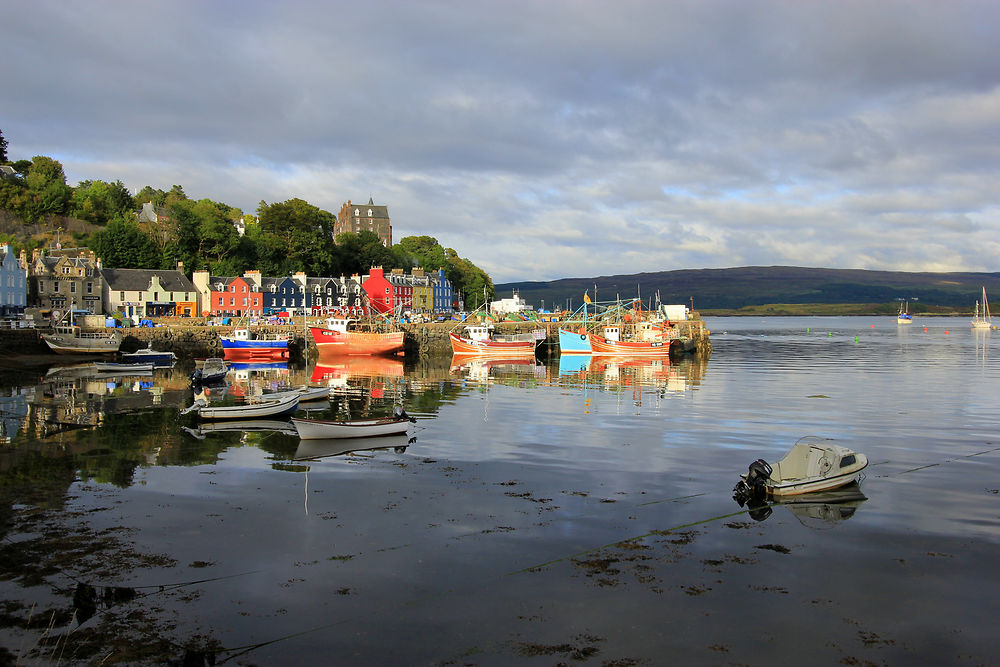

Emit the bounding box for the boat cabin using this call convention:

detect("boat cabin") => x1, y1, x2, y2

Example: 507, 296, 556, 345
323, 318, 355, 333
464, 325, 495, 342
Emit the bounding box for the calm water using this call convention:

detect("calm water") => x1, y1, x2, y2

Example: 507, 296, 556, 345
2, 316, 999, 665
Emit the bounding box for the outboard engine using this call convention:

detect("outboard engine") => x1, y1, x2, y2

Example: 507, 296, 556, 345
393, 405, 417, 423
189, 368, 203, 385
733, 458, 773, 507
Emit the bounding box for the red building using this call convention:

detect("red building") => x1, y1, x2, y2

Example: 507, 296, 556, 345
361, 267, 393, 313
209, 276, 263, 316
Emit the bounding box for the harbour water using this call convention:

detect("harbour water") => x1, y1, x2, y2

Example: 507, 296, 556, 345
1, 316, 998, 664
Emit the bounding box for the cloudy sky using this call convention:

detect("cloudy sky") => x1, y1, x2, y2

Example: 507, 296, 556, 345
2, 1, 999, 283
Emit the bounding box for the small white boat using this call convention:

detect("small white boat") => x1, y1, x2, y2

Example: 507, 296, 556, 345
733, 436, 868, 505
189, 393, 300, 420
292, 408, 415, 440
248, 386, 330, 404
93, 361, 155, 373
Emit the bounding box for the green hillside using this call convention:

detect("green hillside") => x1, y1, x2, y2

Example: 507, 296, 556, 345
496, 266, 1000, 312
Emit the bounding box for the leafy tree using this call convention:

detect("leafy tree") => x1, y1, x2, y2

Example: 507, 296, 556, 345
22, 156, 72, 221
71, 179, 135, 225
88, 215, 160, 268
257, 198, 336, 275
334, 230, 398, 277
0, 128, 7, 163
136, 185, 167, 207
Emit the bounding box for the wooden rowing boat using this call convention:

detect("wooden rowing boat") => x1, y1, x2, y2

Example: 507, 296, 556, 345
292, 409, 415, 440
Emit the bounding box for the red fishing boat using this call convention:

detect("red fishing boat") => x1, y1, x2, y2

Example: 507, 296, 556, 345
309, 317, 405, 357
448, 324, 541, 357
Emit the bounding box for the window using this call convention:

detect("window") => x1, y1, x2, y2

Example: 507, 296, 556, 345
242, 298, 247, 306
229, 297, 235, 306
87, 282, 93, 294
368, 209, 373, 217
120, 291, 125, 301
53, 282, 60, 292
39, 281, 45, 292
242, 285, 247, 292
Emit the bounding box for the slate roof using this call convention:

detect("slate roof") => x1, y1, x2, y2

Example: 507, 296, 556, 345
101, 268, 196, 292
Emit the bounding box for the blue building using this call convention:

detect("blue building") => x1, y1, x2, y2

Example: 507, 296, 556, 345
0, 244, 27, 318
432, 268, 454, 313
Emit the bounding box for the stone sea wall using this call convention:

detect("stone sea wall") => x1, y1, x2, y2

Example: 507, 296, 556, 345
2, 319, 712, 359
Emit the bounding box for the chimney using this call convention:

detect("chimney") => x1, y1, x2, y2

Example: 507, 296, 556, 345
176, 261, 184, 272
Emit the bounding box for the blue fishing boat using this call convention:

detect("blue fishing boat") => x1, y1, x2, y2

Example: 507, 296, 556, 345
219, 327, 290, 360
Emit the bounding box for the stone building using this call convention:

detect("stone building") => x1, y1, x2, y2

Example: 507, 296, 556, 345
28, 249, 105, 316
335, 197, 392, 247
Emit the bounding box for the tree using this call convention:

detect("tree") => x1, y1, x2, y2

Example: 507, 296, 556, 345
22, 156, 72, 222
0, 128, 7, 163
88, 216, 160, 268
71, 180, 135, 225
334, 230, 398, 277
257, 199, 337, 275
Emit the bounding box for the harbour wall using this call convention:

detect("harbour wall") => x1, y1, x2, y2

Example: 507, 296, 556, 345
1, 320, 712, 360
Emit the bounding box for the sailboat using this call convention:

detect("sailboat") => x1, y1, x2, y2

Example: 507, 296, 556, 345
971, 287, 992, 329
896, 301, 913, 324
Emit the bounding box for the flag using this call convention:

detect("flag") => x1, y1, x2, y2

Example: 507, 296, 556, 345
584, 291, 592, 304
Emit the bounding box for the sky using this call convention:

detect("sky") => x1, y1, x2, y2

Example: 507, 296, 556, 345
2, 0, 999, 284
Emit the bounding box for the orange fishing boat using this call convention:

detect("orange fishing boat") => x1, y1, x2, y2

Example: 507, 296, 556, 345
309, 317, 404, 356
448, 324, 541, 357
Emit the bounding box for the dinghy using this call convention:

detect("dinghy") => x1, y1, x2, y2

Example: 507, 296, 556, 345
292, 407, 415, 440
733, 436, 868, 505
186, 393, 300, 420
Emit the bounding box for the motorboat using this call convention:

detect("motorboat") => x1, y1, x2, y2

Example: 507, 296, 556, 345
739, 482, 868, 523
120, 346, 177, 366
190, 358, 229, 385
733, 436, 868, 506
292, 407, 415, 440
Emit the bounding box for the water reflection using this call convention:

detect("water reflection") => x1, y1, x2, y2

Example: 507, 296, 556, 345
743, 483, 868, 527
293, 433, 412, 460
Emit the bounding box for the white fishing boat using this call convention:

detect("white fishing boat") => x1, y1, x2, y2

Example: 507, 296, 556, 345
187, 393, 300, 420
292, 407, 415, 440
971, 286, 992, 329
733, 436, 869, 505
41, 322, 121, 355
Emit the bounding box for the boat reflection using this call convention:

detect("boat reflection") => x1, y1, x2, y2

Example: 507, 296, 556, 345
182, 418, 298, 439
449, 354, 544, 383
743, 483, 868, 527
555, 354, 706, 394
293, 433, 412, 460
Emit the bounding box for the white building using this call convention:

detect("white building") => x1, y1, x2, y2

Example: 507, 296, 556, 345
490, 290, 531, 317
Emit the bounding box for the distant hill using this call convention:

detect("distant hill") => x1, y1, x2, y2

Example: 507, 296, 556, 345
496, 266, 1000, 311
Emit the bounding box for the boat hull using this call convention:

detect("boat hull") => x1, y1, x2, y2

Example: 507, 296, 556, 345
221, 337, 290, 360
588, 334, 671, 356
767, 460, 868, 496
558, 328, 592, 354
41, 334, 121, 355
197, 394, 299, 420
448, 333, 536, 356
309, 326, 404, 356
292, 416, 411, 440
93, 362, 154, 373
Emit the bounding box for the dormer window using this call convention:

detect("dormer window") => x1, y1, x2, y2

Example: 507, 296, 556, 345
368, 209, 373, 217
354, 208, 360, 216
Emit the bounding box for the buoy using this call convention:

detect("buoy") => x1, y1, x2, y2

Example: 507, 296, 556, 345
854, 336, 859, 343
923, 327, 927, 332
871, 324, 875, 328
945, 330, 949, 335
828, 332, 833, 337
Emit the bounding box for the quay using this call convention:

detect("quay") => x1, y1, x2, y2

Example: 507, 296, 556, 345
0, 319, 712, 360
